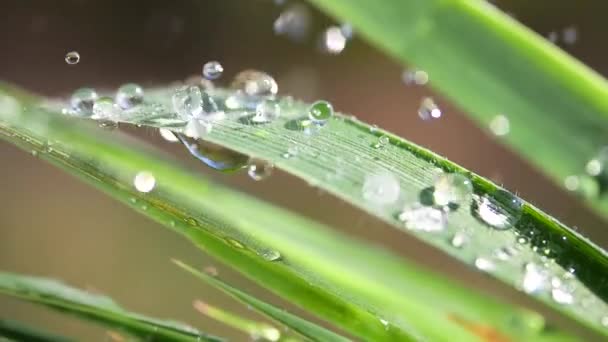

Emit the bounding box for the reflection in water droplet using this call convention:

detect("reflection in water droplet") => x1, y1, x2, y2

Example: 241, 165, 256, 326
248, 159, 274, 181
177, 134, 249, 172
433, 173, 473, 208
474, 257, 495, 272
134, 171, 156, 193
522, 263, 547, 294
472, 191, 523, 230
202, 61, 224, 80
362, 172, 400, 206
397, 203, 447, 232
70, 88, 98, 116
65, 51, 80, 65
114, 83, 143, 110
489, 115, 510, 136
418, 97, 441, 120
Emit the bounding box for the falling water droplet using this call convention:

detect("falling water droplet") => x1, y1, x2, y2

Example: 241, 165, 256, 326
252, 99, 281, 123
159, 128, 179, 142
248, 160, 273, 181
362, 171, 400, 206
134, 171, 156, 193
177, 134, 249, 172
432, 173, 473, 208
115, 83, 144, 109
65, 51, 80, 65
202, 61, 224, 80
70, 87, 98, 116
474, 257, 495, 272
418, 97, 442, 120
522, 263, 548, 294
321, 26, 347, 54
397, 203, 447, 232
489, 115, 510, 136
307, 100, 333, 124
472, 191, 523, 230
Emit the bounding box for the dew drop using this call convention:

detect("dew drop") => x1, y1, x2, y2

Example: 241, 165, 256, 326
248, 160, 273, 181
256, 326, 281, 342
202, 61, 224, 80
232, 70, 278, 98
522, 263, 547, 294
307, 100, 333, 124
92, 96, 121, 121
134, 171, 156, 193
397, 203, 447, 232
177, 134, 249, 172
65, 51, 80, 65
418, 97, 442, 120
551, 287, 574, 305
159, 128, 179, 142
402, 69, 428, 86
586, 158, 602, 176
450, 232, 469, 249
362, 171, 400, 206
432, 173, 473, 208
474, 257, 495, 272
340, 23, 354, 40
115, 83, 144, 109
472, 191, 523, 230
173, 86, 203, 120
259, 249, 282, 262
489, 115, 510, 136
601, 316, 608, 328
252, 99, 281, 123
70, 87, 98, 116
273, 4, 311, 42
321, 26, 347, 54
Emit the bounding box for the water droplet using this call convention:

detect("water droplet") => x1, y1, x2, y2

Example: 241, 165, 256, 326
340, 23, 354, 40
92, 96, 122, 121
70, 88, 98, 116
450, 232, 469, 248
159, 128, 179, 142
115, 83, 144, 109
65, 51, 80, 65
256, 326, 281, 342
402, 69, 428, 86
362, 171, 400, 206
562, 26, 578, 45
248, 160, 273, 181
522, 263, 547, 294
252, 99, 281, 123
601, 316, 608, 328
321, 26, 347, 54
551, 287, 574, 305
474, 257, 495, 272
273, 4, 311, 42
204, 266, 218, 276
232, 70, 278, 98
202, 61, 224, 80
379, 135, 389, 145
418, 97, 442, 120
259, 249, 282, 261
472, 191, 523, 230
177, 134, 249, 172
494, 246, 517, 261
173, 86, 203, 120
586, 158, 602, 176
564, 174, 599, 198
227, 238, 245, 249
547, 31, 559, 43
489, 115, 510, 136
397, 203, 447, 232
432, 173, 473, 208
307, 100, 333, 124
134, 171, 156, 193
379, 318, 390, 330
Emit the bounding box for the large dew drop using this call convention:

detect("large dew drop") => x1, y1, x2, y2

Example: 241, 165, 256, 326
134, 171, 156, 193
115, 83, 144, 109
231, 70, 278, 98
173, 86, 203, 120
362, 171, 400, 206
397, 203, 447, 232
472, 190, 523, 230
177, 134, 249, 172
432, 173, 473, 209
307, 100, 333, 124
70, 87, 98, 116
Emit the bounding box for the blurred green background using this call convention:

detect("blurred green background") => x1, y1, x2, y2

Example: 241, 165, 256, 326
1, 0, 608, 340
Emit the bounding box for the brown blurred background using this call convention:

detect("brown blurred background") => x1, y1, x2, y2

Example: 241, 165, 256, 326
1, 0, 608, 340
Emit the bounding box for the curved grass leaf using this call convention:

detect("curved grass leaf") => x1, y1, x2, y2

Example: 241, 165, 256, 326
306, 0, 608, 216
0, 319, 73, 342
174, 259, 349, 342
0, 84, 595, 340
0, 272, 222, 342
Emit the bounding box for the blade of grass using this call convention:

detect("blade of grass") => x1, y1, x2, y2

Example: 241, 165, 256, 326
174, 259, 350, 342
0, 319, 74, 342
0, 84, 591, 340
0, 272, 222, 342
306, 0, 608, 216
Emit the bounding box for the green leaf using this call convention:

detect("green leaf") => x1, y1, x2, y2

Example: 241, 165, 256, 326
0, 272, 222, 342
306, 0, 608, 216
173, 259, 349, 342
0, 84, 593, 340
0, 319, 74, 342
